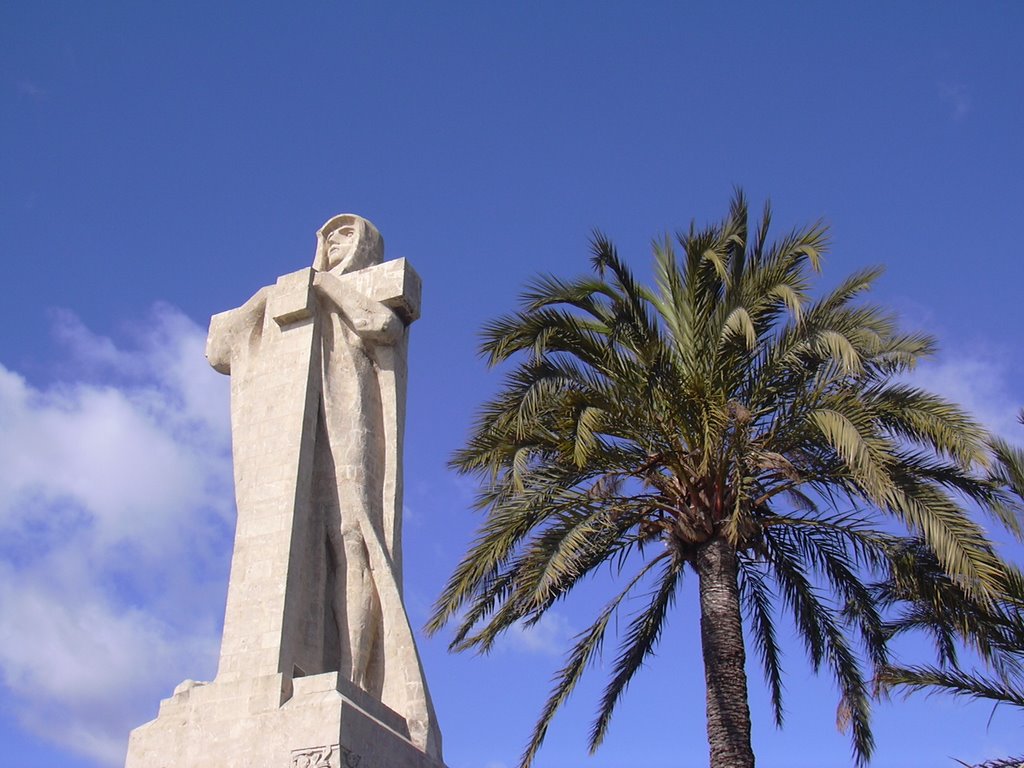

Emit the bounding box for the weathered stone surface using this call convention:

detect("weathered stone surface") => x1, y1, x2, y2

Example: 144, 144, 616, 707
127, 672, 444, 768
126, 215, 444, 767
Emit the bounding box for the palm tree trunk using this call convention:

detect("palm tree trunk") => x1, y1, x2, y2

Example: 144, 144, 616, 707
694, 535, 755, 768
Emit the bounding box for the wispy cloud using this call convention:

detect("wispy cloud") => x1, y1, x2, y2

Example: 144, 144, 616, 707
905, 351, 1022, 441
502, 611, 574, 656
938, 80, 971, 121
15, 80, 47, 100
0, 305, 232, 766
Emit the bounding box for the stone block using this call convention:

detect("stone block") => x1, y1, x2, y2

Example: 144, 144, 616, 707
269, 268, 317, 326
127, 673, 444, 768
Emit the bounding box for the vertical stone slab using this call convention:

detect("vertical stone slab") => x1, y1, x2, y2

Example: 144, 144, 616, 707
215, 267, 324, 681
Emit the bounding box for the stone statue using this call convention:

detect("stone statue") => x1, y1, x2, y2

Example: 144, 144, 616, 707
321, 216, 390, 689
310, 214, 402, 694
126, 215, 445, 768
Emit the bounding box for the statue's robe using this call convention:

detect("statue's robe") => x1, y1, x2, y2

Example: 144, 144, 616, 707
206, 262, 441, 759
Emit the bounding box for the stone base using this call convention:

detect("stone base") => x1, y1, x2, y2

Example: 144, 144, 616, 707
126, 672, 446, 768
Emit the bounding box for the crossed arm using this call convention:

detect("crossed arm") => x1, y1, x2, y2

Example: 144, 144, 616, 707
313, 270, 403, 345
206, 268, 403, 375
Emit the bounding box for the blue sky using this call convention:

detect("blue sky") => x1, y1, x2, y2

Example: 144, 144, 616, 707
2, 2, 1023, 766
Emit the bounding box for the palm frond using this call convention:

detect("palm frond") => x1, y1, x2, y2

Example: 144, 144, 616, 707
739, 564, 785, 727
518, 552, 671, 768
879, 664, 1024, 708
589, 552, 684, 751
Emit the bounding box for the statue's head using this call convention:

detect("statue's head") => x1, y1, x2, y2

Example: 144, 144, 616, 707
313, 214, 384, 274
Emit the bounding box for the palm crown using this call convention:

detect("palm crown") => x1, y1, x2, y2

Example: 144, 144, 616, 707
427, 193, 1013, 768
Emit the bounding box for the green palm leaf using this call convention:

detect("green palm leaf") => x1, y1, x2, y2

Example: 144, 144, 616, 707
429, 191, 1018, 768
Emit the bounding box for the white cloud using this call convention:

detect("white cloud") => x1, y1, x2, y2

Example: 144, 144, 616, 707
0, 564, 219, 765
0, 306, 232, 766
905, 352, 1022, 440
502, 611, 574, 656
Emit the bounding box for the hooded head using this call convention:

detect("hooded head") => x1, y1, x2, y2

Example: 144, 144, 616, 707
313, 214, 384, 274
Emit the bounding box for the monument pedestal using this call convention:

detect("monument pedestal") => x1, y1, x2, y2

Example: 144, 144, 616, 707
127, 672, 445, 768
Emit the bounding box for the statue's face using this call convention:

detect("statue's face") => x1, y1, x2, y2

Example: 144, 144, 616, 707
325, 219, 361, 272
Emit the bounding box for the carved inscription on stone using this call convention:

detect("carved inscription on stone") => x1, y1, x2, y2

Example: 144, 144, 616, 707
290, 744, 362, 768
291, 744, 334, 768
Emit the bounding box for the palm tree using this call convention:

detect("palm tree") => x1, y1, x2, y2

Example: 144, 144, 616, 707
875, 415, 1024, 768
427, 192, 1012, 768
